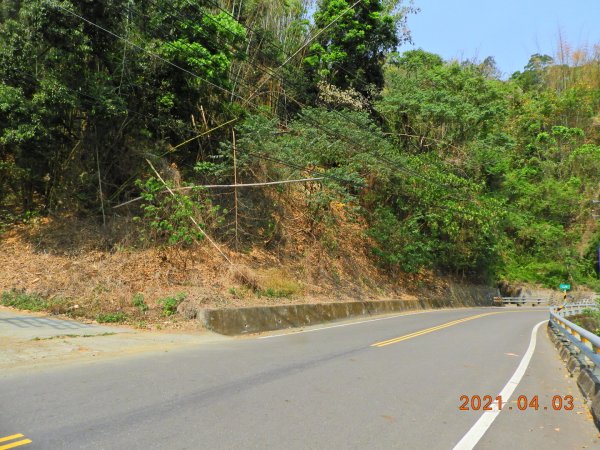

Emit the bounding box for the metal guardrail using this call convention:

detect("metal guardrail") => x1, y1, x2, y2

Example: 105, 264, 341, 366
552, 301, 596, 317
493, 297, 546, 306
494, 297, 596, 307
549, 302, 600, 370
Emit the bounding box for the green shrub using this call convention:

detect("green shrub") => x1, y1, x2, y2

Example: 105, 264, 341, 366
132, 293, 148, 313
133, 177, 222, 247
259, 288, 294, 298
97, 312, 128, 323
158, 293, 186, 316
367, 207, 434, 273
0, 289, 68, 313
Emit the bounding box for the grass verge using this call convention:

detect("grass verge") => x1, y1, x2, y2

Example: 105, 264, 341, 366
1, 289, 70, 313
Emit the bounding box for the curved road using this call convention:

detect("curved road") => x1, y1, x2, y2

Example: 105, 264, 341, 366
1, 307, 598, 449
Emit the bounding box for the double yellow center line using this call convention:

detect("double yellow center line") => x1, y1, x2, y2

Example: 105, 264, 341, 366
0, 434, 31, 450
371, 312, 500, 347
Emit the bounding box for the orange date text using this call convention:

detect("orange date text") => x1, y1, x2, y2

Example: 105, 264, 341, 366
459, 395, 574, 411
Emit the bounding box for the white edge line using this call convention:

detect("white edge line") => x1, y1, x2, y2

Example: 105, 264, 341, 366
452, 320, 547, 450
256, 310, 438, 339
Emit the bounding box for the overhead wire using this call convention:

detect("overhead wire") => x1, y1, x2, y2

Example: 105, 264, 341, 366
60, 3, 488, 227
121, 0, 472, 197
43, 3, 382, 189
202, 0, 482, 193
49, 3, 514, 223
6, 69, 359, 192
164, 0, 539, 221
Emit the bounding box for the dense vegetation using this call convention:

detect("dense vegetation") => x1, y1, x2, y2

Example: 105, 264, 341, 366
1, 0, 599, 289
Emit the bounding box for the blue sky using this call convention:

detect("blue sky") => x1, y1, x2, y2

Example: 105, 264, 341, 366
405, 0, 600, 77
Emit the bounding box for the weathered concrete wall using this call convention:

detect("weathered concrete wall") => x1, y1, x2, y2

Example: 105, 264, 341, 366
441, 283, 497, 307
199, 284, 496, 336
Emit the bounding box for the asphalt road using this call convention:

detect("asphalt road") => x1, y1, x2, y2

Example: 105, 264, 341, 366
1, 307, 598, 449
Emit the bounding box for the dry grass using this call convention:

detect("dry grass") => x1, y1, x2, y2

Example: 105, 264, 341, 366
230, 264, 260, 291
0, 196, 458, 326
257, 268, 302, 298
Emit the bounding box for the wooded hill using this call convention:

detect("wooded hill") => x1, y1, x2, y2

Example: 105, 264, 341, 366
1, 0, 599, 290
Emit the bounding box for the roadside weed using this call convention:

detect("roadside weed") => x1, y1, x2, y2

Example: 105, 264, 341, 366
132, 293, 149, 313
97, 312, 128, 323
1, 289, 48, 311
158, 293, 186, 316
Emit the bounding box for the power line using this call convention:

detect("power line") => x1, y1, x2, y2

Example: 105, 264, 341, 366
112, 177, 325, 209
121, 0, 471, 196
242, 0, 363, 106
47, 5, 388, 180
50, 3, 494, 221
154, 0, 472, 194
8, 67, 360, 192
6, 3, 551, 239
55, 4, 244, 102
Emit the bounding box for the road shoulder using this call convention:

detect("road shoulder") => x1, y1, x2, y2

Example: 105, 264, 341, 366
475, 325, 599, 449
0, 307, 226, 374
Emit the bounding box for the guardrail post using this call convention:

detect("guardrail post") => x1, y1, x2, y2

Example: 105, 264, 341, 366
549, 303, 600, 376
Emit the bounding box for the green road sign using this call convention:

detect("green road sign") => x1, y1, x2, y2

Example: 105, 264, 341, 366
559, 283, 571, 291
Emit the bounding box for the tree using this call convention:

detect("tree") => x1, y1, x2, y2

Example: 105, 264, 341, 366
0, 0, 248, 215
303, 0, 411, 101
377, 50, 512, 155
511, 54, 553, 91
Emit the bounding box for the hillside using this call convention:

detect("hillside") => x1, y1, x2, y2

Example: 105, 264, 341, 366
1, 1, 599, 323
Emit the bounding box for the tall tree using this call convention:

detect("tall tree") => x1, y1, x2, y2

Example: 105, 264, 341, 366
303, 0, 411, 101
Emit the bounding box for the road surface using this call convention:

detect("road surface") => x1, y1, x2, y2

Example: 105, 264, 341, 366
1, 307, 598, 449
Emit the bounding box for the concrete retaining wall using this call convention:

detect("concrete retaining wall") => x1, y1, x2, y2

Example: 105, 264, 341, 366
199, 284, 495, 335
547, 323, 600, 430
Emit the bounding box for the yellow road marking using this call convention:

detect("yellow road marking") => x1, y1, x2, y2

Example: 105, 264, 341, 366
371, 312, 500, 347
372, 313, 494, 347
0, 439, 31, 450
0, 437, 22, 444
372, 316, 478, 347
